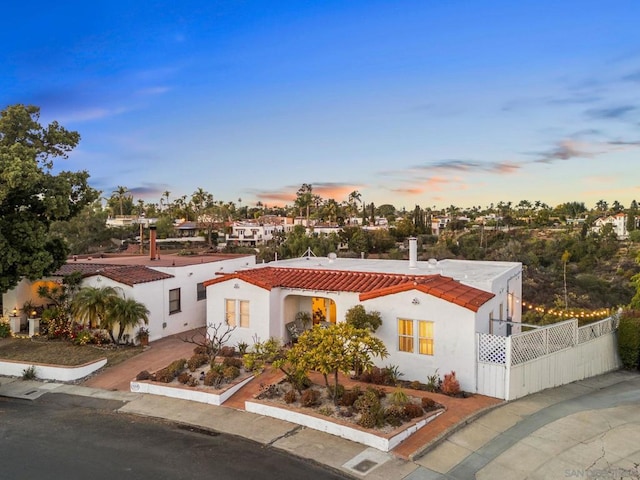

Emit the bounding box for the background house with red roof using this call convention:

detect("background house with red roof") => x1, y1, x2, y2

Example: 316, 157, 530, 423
204, 238, 522, 393
3, 232, 255, 342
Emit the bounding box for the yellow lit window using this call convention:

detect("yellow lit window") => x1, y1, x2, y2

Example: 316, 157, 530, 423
239, 300, 250, 328
225, 299, 236, 326
398, 319, 413, 352
418, 321, 434, 355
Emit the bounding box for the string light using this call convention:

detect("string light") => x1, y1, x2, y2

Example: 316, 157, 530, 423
521, 301, 610, 319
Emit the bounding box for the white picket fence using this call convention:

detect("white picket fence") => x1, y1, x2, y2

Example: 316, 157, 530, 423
476, 316, 620, 400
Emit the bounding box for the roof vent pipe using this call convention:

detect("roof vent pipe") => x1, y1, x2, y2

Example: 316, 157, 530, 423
409, 237, 418, 269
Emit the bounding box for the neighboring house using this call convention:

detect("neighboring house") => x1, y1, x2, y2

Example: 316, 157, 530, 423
225, 221, 286, 247
204, 238, 522, 393
592, 213, 629, 239
2, 233, 255, 342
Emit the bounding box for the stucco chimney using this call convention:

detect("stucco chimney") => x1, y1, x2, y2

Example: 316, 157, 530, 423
149, 225, 157, 260
409, 237, 417, 269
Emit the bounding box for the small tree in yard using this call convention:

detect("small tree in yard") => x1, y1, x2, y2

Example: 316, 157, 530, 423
181, 322, 236, 364
345, 305, 382, 332
282, 323, 388, 404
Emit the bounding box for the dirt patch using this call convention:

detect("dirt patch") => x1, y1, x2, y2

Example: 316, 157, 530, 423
0, 337, 143, 367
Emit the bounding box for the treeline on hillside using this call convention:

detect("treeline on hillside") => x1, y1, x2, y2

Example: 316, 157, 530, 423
418, 227, 639, 322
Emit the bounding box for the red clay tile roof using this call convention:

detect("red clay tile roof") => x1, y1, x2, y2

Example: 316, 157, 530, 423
53, 263, 173, 286
204, 267, 493, 312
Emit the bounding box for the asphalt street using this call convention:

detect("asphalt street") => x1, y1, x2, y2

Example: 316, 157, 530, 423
0, 393, 351, 480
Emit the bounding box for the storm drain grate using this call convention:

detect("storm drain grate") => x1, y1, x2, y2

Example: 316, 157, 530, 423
24, 390, 38, 396
342, 447, 391, 476
353, 459, 378, 473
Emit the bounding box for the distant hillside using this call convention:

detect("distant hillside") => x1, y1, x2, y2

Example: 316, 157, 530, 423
418, 228, 639, 322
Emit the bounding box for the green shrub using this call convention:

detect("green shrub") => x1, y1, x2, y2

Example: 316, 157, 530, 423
219, 346, 236, 357
403, 403, 424, 419
177, 372, 192, 384
617, 311, 640, 369
222, 357, 243, 368
223, 365, 240, 381
300, 389, 320, 407
136, 370, 151, 381
187, 354, 209, 372
384, 405, 404, 427
0, 322, 11, 338
22, 365, 37, 380
204, 369, 223, 387
154, 368, 174, 383
73, 330, 92, 346
339, 386, 361, 407
389, 388, 409, 406
284, 389, 297, 404
354, 389, 384, 429
421, 396, 436, 411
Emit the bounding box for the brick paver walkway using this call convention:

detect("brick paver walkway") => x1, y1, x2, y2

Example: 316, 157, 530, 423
82, 328, 205, 391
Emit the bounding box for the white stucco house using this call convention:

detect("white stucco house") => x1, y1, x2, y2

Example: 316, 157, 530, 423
592, 212, 629, 239
204, 238, 522, 393
3, 244, 255, 342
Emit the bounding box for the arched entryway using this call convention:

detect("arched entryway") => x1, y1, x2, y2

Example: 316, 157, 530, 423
311, 297, 336, 325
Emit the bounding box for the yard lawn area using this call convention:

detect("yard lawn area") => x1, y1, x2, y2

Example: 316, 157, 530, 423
0, 337, 143, 367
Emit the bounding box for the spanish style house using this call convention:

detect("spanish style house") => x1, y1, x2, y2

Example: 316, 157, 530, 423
3, 246, 255, 342
204, 239, 522, 393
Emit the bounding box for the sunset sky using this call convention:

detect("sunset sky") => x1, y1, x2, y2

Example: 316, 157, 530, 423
3, 1, 639, 210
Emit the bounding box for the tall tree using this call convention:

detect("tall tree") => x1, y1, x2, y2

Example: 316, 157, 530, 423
295, 184, 313, 225
110, 185, 131, 216
0, 104, 98, 294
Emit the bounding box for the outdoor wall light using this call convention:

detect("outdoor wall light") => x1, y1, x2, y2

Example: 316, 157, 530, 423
12, 307, 17, 316
234, 283, 240, 289
30, 310, 37, 318
412, 298, 420, 305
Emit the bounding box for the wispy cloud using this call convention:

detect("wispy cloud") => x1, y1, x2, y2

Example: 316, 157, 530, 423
418, 160, 521, 174
585, 105, 637, 120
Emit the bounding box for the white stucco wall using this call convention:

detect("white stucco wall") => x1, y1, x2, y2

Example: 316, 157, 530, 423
205, 279, 272, 348
362, 289, 479, 392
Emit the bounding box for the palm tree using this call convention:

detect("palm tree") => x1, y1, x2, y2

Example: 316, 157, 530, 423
108, 297, 150, 344
111, 186, 130, 216
71, 286, 121, 329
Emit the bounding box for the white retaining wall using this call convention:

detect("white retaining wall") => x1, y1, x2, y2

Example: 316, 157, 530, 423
245, 400, 443, 452
0, 358, 107, 382
130, 375, 254, 406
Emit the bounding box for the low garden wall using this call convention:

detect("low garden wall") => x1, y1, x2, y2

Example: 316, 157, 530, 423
0, 357, 107, 382
130, 374, 255, 406
245, 399, 443, 452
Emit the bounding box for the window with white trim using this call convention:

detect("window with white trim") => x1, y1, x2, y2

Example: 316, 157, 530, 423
398, 319, 413, 353
169, 288, 181, 314
418, 321, 434, 355
197, 282, 206, 301
398, 318, 434, 355
225, 299, 250, 328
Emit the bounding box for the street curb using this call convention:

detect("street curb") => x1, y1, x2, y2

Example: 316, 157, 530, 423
408, 400, 505, 461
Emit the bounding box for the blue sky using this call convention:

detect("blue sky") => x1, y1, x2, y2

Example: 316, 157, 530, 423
3, 1, 639, 210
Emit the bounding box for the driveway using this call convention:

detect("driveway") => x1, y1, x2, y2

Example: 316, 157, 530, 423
412, 370, 640, 479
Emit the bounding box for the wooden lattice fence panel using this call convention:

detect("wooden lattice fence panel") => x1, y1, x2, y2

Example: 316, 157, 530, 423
511, 329, 546, 365
578, 317, 617, 344
478, 333, 507, 365
547, 320, 576, 353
